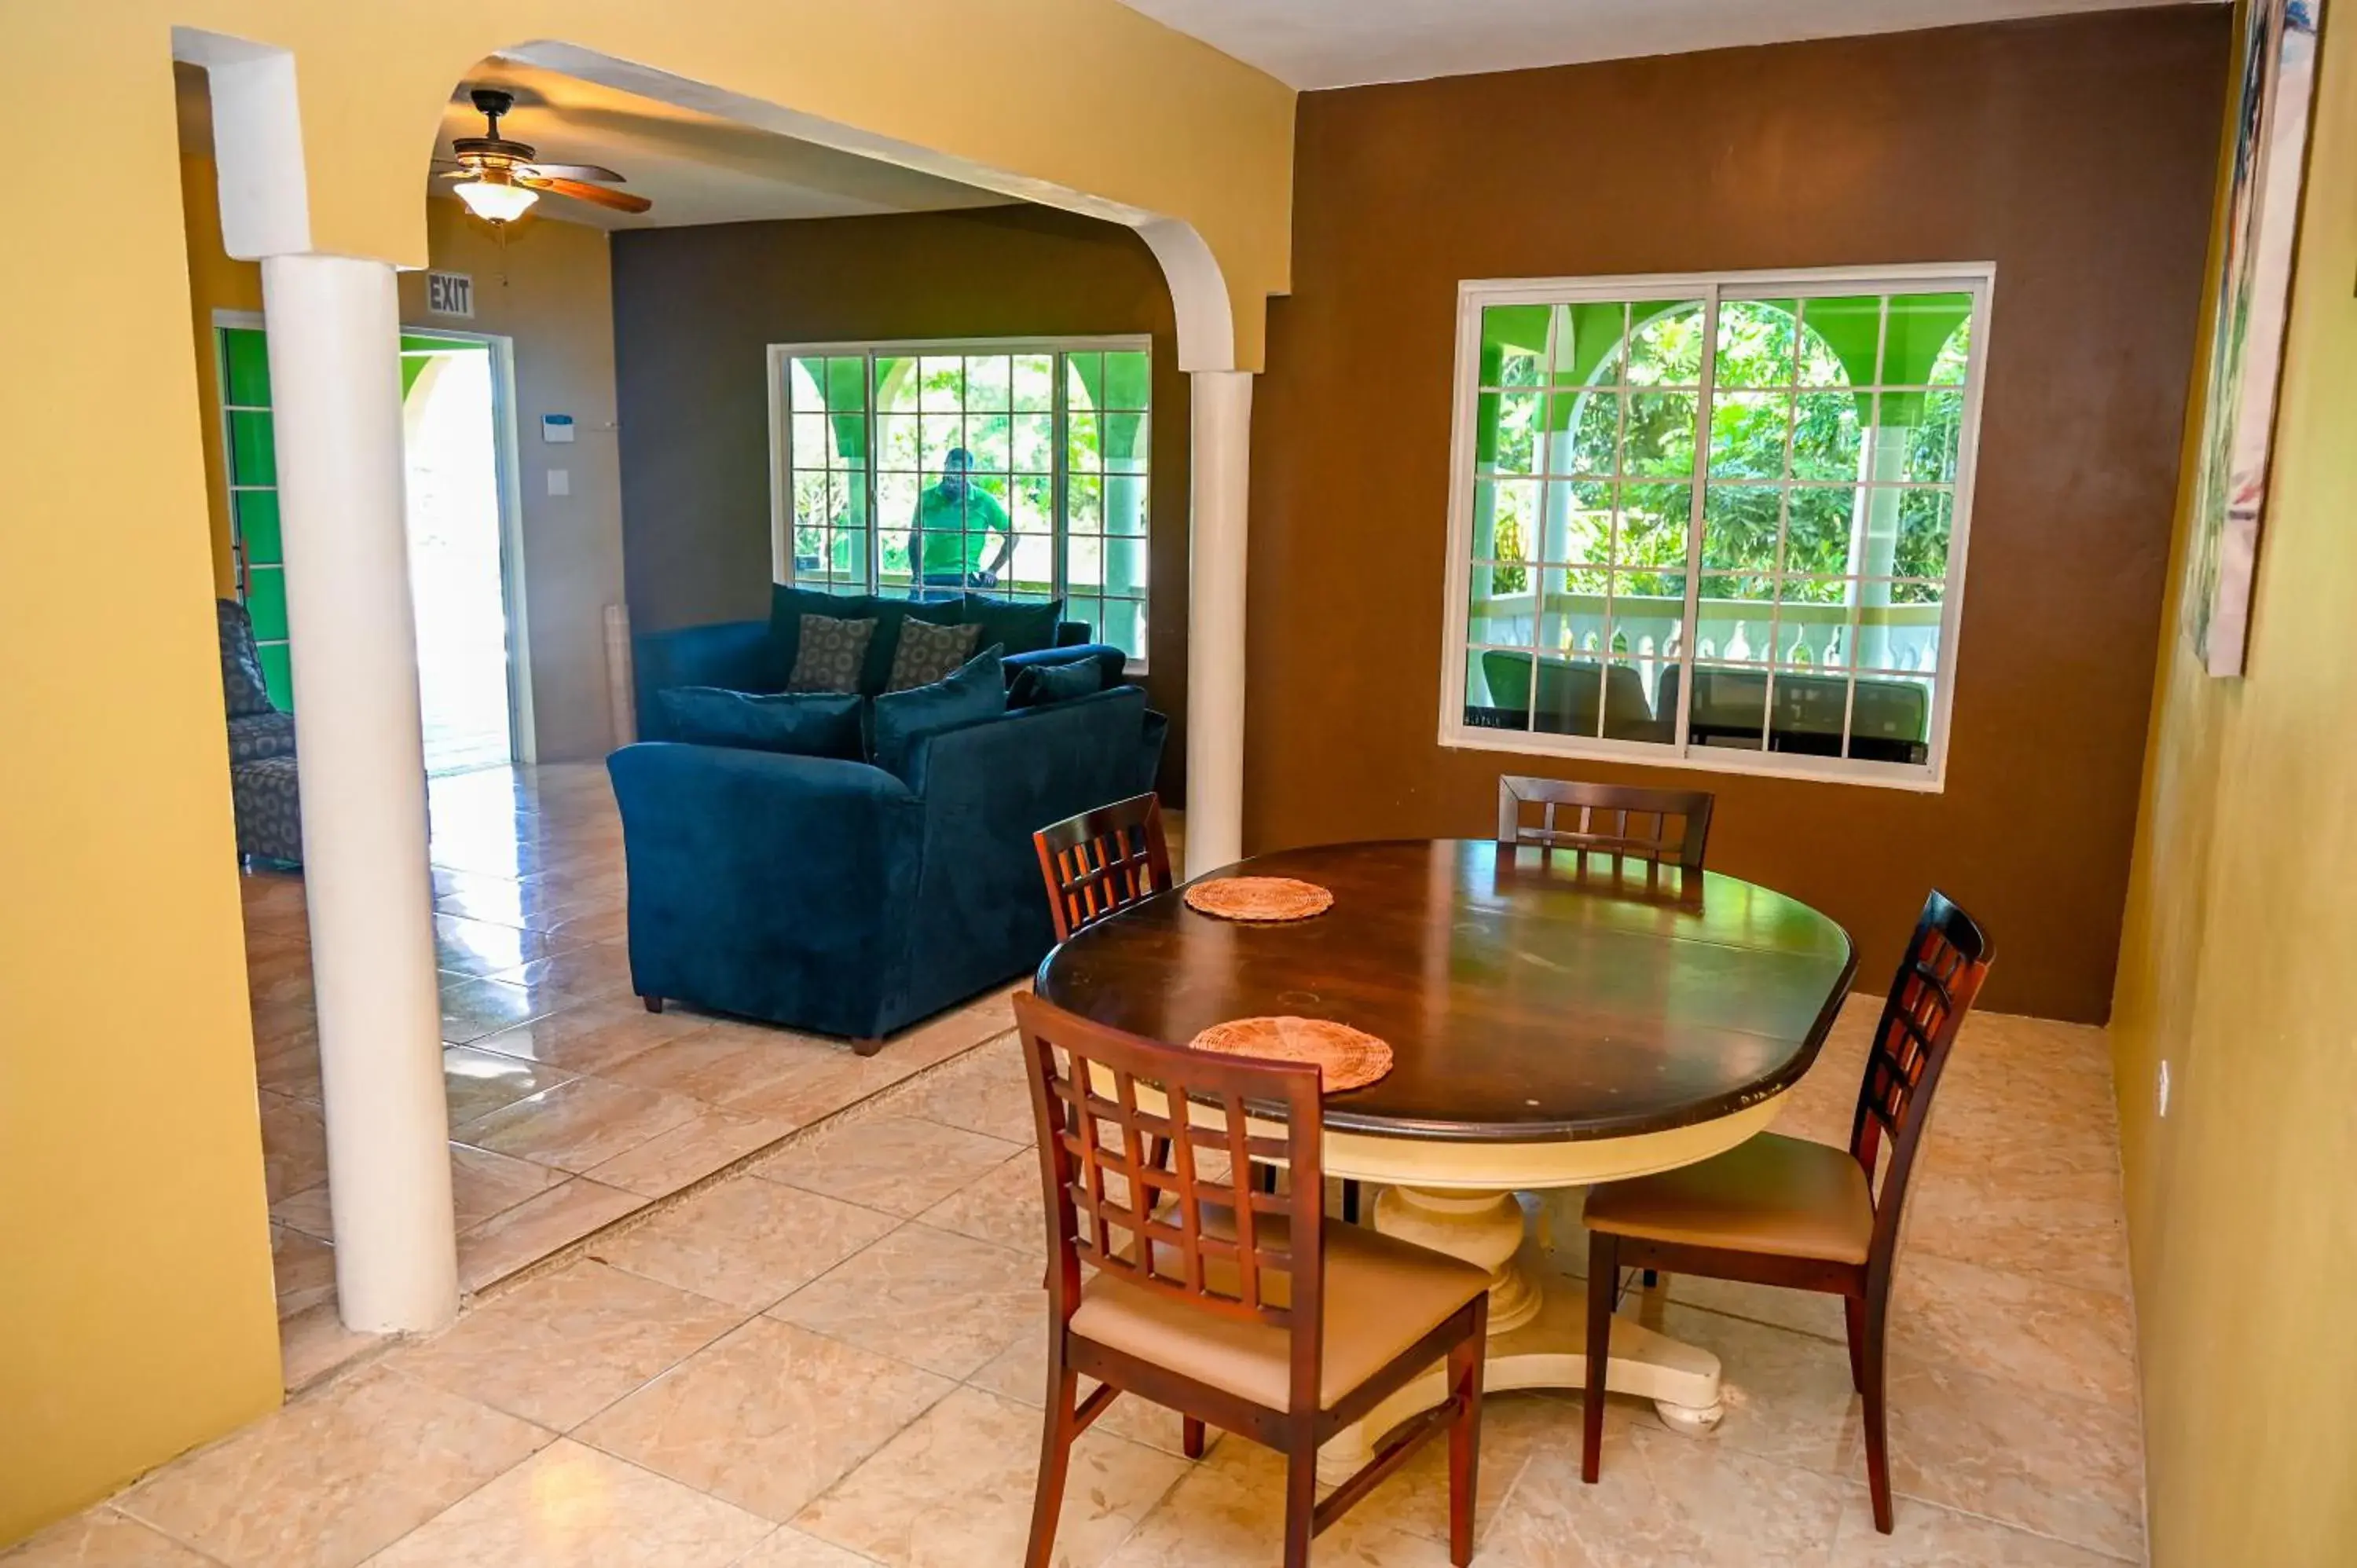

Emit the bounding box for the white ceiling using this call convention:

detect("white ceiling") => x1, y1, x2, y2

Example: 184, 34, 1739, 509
1117, 0, 2208, 89
429, 61, 1008, 230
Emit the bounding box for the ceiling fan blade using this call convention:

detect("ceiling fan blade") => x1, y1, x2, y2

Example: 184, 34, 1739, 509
519, 175, 652, 214
520, 161, 626, 183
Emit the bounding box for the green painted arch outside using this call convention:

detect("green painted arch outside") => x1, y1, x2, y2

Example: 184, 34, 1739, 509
1477, 294, 1970, 432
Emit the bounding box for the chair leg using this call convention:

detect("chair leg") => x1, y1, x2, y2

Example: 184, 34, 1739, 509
1026, 1333, 1080, 1568
1446, 1296, 1489, 1566
1860, 1295, 1894, 1533
1582, 1231, 1618, 1484
1342, 1178, 1361, 1225
1281, 1416, 1320, 1568
852, 1036, 885, 1058
1842, 1293, 1868, 1395
1182, 1416, 1205, 1460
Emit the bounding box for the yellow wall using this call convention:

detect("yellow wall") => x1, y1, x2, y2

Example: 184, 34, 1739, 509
2111, 11, 2357, 1565
0, 2, 1288, 1543
182, 73, 630, 760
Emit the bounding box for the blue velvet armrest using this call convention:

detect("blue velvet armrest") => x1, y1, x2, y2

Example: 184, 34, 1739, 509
607, 742, 923, 1038
632, 621, 777, 742
894, 687, 1154, 1015
1002, 641, 1128, 690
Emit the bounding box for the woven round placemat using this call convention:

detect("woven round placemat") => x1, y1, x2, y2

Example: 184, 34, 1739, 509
1188, 1016, 1394, 1094
1182, 876, 1335, 922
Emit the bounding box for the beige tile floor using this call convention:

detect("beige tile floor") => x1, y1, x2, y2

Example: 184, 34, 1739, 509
240, 761, 1022, 1390
13, 956, 2148, 1565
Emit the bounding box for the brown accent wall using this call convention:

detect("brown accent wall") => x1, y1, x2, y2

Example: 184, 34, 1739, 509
610, 205, 1189, 786
1248, 9, 2229, 1020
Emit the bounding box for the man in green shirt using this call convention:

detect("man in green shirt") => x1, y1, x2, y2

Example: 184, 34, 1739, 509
911, 448, 1014, 590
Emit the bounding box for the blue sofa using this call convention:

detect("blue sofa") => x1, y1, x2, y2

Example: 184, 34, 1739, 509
608, 683, 1166, 1048
632, 605, 1126, 743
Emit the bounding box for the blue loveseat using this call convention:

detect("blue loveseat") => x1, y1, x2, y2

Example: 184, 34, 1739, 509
632, 588, 1127, 743
608, 683, 1165, 1049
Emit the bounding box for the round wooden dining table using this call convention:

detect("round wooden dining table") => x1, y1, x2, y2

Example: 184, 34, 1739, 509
1033, 837, 1857, 1480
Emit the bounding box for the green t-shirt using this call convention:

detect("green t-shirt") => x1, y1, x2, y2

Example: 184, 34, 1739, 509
913, 482, 1011, 578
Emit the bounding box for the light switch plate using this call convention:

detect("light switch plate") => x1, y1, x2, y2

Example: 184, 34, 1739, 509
546, 468, 570, 497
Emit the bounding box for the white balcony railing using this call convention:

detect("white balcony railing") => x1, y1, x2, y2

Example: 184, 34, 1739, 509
1469, 591, 1941, 709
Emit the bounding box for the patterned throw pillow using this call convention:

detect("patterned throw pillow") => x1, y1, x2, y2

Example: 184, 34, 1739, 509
786, 614, 876, 694
886, 618, 983, 692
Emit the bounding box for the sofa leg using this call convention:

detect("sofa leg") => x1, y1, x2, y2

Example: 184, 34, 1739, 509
642, 995, 664, 1014
852, 1036, 885, 1058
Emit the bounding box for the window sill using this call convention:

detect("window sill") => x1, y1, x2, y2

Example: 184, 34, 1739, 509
1437, 723, 1947, 793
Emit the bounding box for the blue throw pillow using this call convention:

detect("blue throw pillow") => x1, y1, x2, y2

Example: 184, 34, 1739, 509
658, 686, 864, 759
870, 645, 1007, 781
961, 593, 1065, 656
1009, 658, 1105, 709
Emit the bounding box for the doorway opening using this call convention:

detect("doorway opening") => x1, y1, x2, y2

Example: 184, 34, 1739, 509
401, 332, 522, 774
214, 317, 530, 775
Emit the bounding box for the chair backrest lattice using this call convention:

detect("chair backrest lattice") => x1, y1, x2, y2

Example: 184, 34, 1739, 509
1848, 890, 1993, 1245
1496, 775, 1714, 875
1033, 793, 1172, 943
1014, 991, 1325, 1343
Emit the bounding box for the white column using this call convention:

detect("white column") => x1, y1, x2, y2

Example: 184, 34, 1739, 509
1185, 371, 1253, 877
262, 254, 458, 1333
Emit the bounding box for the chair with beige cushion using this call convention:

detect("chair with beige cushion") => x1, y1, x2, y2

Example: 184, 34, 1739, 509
1013, 991, 1491, 1568
1578, 888, 1993, 1534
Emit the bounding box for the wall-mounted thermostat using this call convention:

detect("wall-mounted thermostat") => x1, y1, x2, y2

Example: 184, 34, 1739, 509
541, 415, 575, 444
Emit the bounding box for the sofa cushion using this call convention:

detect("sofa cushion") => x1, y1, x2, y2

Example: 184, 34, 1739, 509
960, 593, 1064, 657
217, 599, 277, 719
658, 686, 864, 759
785, 614, 876, 694
771, 585, 973, 695
871, 644, 1006, 781
1009, 658, 1105, 709
887, 617, 984, 692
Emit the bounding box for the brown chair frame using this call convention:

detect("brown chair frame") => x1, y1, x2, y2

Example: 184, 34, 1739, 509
1496, 775, 1715, 874
1014, 991, 1487, 1568
1033, 792, 1172, 943
1580, 889, 1993, 1533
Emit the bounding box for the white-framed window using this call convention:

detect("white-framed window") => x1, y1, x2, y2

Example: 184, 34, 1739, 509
1439, 266, 1993, 790
768, 335, 1152, 665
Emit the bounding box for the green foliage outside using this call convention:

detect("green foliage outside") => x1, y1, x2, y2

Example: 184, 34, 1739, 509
1478, 298, 1970, 617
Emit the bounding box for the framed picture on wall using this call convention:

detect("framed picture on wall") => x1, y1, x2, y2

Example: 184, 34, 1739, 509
2184, 0, 2327, 678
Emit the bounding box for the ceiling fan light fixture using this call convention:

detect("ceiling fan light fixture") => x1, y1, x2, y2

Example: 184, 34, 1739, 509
455, 172, 537, 224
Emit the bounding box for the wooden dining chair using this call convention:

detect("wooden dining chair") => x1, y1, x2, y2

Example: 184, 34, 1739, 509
1013, 991, 1492, 1568
1496, 775, 1715, 874
1033, 792, 1172, 943
1577, 889, 1993, 1533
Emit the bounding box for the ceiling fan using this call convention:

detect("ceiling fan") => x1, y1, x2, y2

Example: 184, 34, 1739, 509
438, 88, 651, 222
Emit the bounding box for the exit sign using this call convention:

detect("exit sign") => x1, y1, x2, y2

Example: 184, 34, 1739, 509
426, 271, 474, 318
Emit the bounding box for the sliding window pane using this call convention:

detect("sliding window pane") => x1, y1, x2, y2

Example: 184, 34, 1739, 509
1464, 649, 1534, 732
1622, 394, 1696, 476
1700, 485, 1781, 573
1708, 392, 1791, 479
1625, 303, 1705, 387
1882, 292, 1974, 385
228, 410, 276, 486
1548, 301, 1625, 388
245, 565, 289, 642
1694, 576, 1775, 665
965, 355, 1011, 410
1102, 350, 1151, 410
1791, 392, 1863, 480
1013, 355, 1055, 412
1686, 664, 1769, 751
1713, 300, 1798, 388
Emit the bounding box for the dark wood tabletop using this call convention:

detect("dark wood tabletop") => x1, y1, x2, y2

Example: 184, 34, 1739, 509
1032, 839, 1858, 1144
